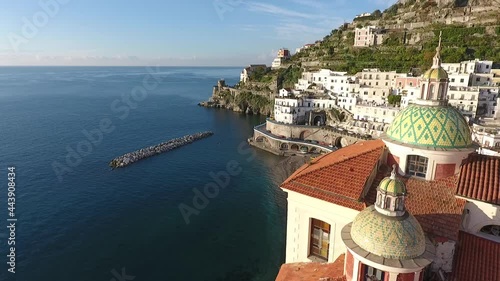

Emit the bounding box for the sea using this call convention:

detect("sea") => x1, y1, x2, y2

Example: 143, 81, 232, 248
0, 66, 288, 281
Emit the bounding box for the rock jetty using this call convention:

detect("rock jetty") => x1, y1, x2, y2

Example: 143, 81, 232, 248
109, 131, 214, 168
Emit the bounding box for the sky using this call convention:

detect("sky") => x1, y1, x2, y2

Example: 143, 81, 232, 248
0, 0, 397, 66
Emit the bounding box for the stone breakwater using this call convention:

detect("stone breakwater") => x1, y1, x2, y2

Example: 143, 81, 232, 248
109, 131, 214, 168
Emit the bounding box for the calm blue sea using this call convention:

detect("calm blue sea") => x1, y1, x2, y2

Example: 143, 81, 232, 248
0, 66, 287, 281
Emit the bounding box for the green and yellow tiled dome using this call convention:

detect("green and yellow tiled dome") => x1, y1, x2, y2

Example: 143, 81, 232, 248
386, 104, 472, 149
378, 176, 406, 195
423, 67, 448, 80
350, 206, 426, 259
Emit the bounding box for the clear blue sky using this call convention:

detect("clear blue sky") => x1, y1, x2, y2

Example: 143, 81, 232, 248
0, 0, 396, 66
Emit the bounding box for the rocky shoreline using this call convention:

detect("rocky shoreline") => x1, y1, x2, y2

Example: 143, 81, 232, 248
109, 131, 214, 168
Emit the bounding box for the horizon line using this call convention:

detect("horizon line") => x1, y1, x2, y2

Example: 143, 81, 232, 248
0, 65, 247, 68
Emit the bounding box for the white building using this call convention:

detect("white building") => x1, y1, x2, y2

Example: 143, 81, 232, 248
472, 124, 500, 148
272, 57, 285, 69
352, 103, 400, 124
239, 64, 267, 83
442, 59, 493, 74
276, 42, 500, 281
273, 97, 337, 124
337, 93, 359, 112
278, 88, 292, 97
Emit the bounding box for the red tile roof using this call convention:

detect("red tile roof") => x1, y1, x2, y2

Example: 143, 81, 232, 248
456, 153, 500, 205
365, 166, 466, 241
451, 231, 500, 281
281, 140, 385, 211
275, 254, 345, 281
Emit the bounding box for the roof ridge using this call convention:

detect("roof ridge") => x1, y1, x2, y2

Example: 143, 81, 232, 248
283, 141, 384, 184
291, 181, 365, 203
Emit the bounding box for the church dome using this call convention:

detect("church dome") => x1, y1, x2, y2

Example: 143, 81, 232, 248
378, 175, 406, 195
350, 206, 426, 259
423, 67, 448, 80
385, 103, 472, 149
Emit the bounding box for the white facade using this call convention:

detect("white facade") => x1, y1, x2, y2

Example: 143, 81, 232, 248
279, 88, 291, 97
448, 73, 471, 87
311, 70, 348, 87
447, 86, 481, 117
272, 57, 284, 69
296, 70, 358, 95
352, 104, 400, 124
383, 139, 474, 181
295, 72, 314, 91
472, 124, 500, 148
400, 87, 420, 108
471, 73, 495, 87
359, 69, 398, 88
442, 59, 493, 74
239, 64, 267, 83
337, 93, 359, 112
461, 200, 500, 243
359, 86, 391, 104
284, 190, 359, 263
274, 97, 337, 124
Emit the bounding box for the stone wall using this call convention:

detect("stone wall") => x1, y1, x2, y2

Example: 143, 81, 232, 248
265, 120, 363, 147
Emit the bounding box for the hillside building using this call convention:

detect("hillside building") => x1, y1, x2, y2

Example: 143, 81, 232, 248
275, 39, 500, 281
239, 64, 267, 83
354, 26, 385, 47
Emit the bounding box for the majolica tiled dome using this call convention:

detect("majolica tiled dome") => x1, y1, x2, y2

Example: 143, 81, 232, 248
423, 67, 448, 80
378, 175, 406, 195
386, 104, 472, 149
350, 206, 426, 259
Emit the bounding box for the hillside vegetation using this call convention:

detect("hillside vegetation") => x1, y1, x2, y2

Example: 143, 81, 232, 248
244, 0, 499, 87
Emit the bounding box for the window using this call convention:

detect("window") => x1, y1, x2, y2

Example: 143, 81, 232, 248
480, 225, 500, 237
451, 78, 455, 82
376, 82, 379, 86
310, 219, 331, 260
363, 264, 385, 281
476, 77, 481, 82
406, 155, 428, 178
409, 82, 413, 87
460, 78, 464, 83
429, 84, 436, 99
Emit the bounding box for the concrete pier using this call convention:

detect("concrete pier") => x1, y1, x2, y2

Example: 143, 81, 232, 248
109, 131, 214, 168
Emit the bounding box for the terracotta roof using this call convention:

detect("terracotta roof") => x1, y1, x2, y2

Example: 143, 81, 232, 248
275, 254, 345, 281
281, 140, 385, 211
451, 231, 500, 281
456, 153, 500, 205
365, 166, 466, 241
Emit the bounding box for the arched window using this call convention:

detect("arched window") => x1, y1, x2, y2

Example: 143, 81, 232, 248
377, 194, 382, 206
385, 197, 391, 209
429, 84, 436, 100
438, 84, 445, 99
480, 225, 500, 237
421, 84, 426, 99
406, 155, 428, 178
